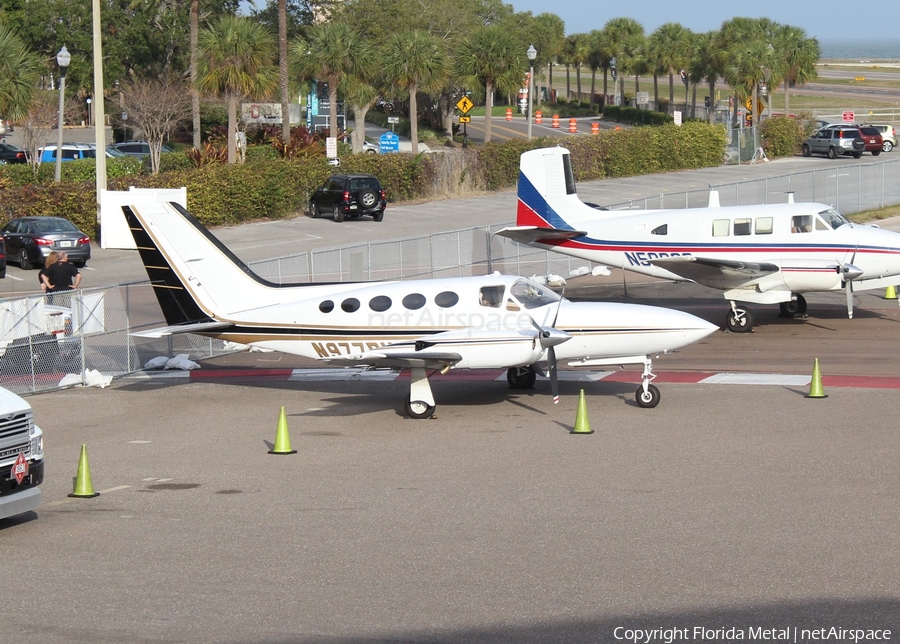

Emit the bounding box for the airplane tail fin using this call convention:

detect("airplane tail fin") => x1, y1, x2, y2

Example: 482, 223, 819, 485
123, 201, 284, 326
516, 146, 616, 230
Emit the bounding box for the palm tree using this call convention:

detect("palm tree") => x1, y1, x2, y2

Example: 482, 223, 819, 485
585, 29, 612, 109
689, 30, 727, 125
293, 22, 368, 142
190, 0, 200, 149
563, 34, 589, 101
381, 30, 450, 155
278, 0, 290, 143
457, 25, 523, 144
720, 17, 776, 125
196, 16, 278, 164
0, 25, 42, 123
773, 25, 819, 115
604, 17, 644, 106
647, 23, 692, 112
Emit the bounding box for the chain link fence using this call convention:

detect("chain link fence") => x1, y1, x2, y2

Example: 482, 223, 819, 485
4, 155, 900, 395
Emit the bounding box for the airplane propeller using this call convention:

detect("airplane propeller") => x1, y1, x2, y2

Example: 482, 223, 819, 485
841, 248, 863, 319
529, 289, 570, 404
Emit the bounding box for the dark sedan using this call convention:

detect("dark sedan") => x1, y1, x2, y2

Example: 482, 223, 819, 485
0, 237, 6, 278
0, 142, 28, 164
1, 217, 91, 269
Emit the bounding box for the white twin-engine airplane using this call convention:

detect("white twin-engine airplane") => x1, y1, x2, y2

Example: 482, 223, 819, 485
122, 201, 716, 418
497, 146, 900, 333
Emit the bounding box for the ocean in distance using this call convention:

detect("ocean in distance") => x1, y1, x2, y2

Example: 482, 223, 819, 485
819, 39, 900, 61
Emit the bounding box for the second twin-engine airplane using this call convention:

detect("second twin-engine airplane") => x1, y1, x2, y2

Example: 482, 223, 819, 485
122, 201, 716, 418
497, 146, 900, 333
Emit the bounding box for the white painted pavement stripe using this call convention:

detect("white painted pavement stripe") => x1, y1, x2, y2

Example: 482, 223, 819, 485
699, 373, 811, 386
492, 371, 616, 382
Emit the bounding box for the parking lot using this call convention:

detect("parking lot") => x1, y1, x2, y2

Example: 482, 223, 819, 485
3, 157, 900, 642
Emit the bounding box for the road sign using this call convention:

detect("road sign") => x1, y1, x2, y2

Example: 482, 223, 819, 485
459, 116, 471, 123
326, 136, 337, 159
456, 96, 474, 114
387, 116, 399, 124
379, 131, 399, 154
842, 110, 855, 123
637, 92, 649, 105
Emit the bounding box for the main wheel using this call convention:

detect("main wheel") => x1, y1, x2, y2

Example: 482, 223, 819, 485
801, 144, 811, 157
635, 384, 660, 408
725, 306, 754, 333
333, 205, 344, 222
405, 396, 435, 419
827, 146, 838, 159
779, 294, 807, 317
18, 248, 32, 270
507, 366, 536, 389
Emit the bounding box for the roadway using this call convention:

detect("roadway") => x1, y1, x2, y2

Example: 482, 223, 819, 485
2, 153, 900, 642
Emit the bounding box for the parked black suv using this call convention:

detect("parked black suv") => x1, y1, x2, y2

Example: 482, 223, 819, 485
308, 174, 386, 222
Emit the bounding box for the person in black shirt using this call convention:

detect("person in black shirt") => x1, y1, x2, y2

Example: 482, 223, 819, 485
44, 251, 81, 303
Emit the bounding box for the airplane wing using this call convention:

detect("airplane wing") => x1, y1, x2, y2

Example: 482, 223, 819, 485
323, 328, 538, 370
131, 321, 233, 338
494, 225, 587, 244
649, 255, 781, 290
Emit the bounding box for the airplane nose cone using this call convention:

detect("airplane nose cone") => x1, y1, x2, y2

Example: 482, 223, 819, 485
540, 327, 572, 348
667, 308, 719, 342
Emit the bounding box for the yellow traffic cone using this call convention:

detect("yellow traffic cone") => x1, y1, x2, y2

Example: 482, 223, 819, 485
68, 444, 100, 498
805, 358, 827, 399
570, 389, 594, 434
268, 406, 297, 454
883, 285, 897, 300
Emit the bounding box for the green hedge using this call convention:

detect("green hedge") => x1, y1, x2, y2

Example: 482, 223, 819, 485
0, 123, 726, 237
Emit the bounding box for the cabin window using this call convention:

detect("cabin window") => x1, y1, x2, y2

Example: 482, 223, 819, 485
755, 217, 773, 235
368, 296, 392, 312
651, 224, 668, 235
402, 293, 426, 310
712, 219, 729, 237
815, 217, 830, 231
791, 215, 812, 233
434, 291, 459, 308
479, 286, 504, 308
319, 300, 334, 313
341, 298, 360, 313
819, 208, 850, 229
734, 218, 751, 236
510, 279, 560, 309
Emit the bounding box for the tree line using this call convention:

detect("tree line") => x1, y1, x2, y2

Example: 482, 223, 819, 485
0, 0, 818, 170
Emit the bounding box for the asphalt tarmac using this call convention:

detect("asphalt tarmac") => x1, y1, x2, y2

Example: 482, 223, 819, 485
2, 156, 900, 642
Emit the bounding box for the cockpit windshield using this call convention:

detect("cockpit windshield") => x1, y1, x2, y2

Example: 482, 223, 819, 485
819, 208, 850, 230
510, 279, 561, 309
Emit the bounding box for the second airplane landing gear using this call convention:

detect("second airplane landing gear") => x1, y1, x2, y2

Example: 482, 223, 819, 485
635, 358, 661, 408
779, 294, 808, 317
726, 302, 754, 333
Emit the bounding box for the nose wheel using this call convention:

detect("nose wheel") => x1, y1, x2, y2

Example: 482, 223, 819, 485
726, 302, 754, 333
634, 358, 661, 408
507, 365, 537, 389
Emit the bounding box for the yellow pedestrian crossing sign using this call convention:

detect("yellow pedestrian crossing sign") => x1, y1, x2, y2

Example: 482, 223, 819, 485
456, 96, 473, 114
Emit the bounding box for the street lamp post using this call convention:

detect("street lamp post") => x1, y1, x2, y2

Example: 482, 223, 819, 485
54, 46, 71, 183
527, 44, 537, 141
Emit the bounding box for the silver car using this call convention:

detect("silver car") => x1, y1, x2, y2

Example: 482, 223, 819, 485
801, 126, 865, 159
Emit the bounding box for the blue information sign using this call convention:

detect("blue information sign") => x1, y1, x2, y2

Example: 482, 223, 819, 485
379, 132, 400, 154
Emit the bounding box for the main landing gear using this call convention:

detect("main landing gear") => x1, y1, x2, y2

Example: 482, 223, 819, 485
405, 366, 437, 419
779, 294, 808, 318
725, 294, 809, 333
507, 361, 662, 409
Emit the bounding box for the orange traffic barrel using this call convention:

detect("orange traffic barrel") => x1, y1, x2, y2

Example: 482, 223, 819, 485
535, 110, 543, 124
551, 114, 560, 128
591, 122, 599, 134
505, 108, 512, 121
614, 125, 622, 131
568, 118, 577, 133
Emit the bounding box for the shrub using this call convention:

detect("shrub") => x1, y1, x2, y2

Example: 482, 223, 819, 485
760, 114, 805, 158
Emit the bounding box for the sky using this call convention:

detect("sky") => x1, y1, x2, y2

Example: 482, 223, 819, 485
505, 0, 900, 42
